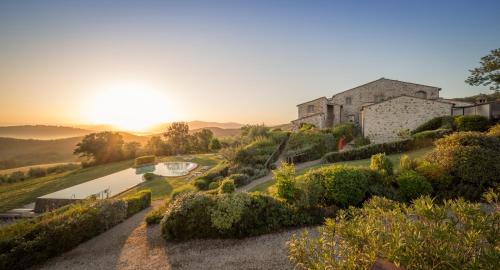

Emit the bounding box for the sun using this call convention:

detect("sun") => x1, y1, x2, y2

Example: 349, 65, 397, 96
85, 82, 174, 131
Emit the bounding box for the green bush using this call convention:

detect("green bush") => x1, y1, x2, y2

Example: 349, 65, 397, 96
399, 154, 418, 171
218, 178, 235, 194
124, 190, 152, 217
329, 123, 357, 141
412, 116, 455, 134
426, 132, 500, 200
193, 178, 209, 190
322, 139, 416, 163
285, 130, 338, 162
454, 115, 490, 132
369, 153, 393, 175
289, 196, 499, 270
160, 192, 319, 240
7, 171, 25, 183
415, 161, 452, 192
208, 181, 220, 190
354, 136, 370, 148
171, 185, 196, 199
145, 201, 169, 225
274, 163, 299, 203
302, 165, 369, 208
396, 170, 433, 201
0, 199, 127, 270
27, 167, 47, 178
487, 123, 500, 137
228, 173, 250, 187
412, 128, 452, 148
143, 172, 156, 181
135, 155, 156, 167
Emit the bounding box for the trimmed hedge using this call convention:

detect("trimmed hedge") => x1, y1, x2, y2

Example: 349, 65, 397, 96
454, 115, 490, 132
135, 155, 156, 167
0, 199, 127, 270
124, 190, 152, 217
160, 192, 322, 240
412, 116, 455, 134
322, 139, 415, 163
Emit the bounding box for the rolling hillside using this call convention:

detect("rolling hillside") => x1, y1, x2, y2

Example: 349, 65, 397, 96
0, 125, 93, 140
0, 132, 149, 170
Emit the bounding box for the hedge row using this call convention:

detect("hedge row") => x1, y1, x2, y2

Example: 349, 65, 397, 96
123, 190, 152, 217
322, 139, 415, 163
160, 192, 324, 240
0, 190, 152, 270
0, 199, 127, 270
135, 155, 156, 167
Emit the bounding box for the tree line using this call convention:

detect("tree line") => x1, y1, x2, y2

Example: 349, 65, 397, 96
74, 122, 221, 166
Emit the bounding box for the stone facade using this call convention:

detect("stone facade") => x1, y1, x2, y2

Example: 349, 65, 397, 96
292, 78, 441, 130
361, 96, 453, 143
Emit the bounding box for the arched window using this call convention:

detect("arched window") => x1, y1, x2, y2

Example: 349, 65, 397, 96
415, 91, 427, 99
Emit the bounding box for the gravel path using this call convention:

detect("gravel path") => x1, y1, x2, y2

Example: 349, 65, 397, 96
35, 201, 307, 270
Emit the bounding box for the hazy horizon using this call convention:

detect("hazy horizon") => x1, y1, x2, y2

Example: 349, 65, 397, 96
1, 0, 499, 130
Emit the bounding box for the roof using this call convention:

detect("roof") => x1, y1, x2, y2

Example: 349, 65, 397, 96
360, 94, 453, 109
296, 96, 329, 107
331, 78, 442, 98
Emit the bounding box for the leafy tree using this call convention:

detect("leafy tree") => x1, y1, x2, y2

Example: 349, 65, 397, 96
74, 132, 124, 164
164, 122, 190, 155
209, 137, 222, 151
145, 136, 164, 155
193, 129, 214, 152
124, 141, 141, 158
465, 48, 500, 91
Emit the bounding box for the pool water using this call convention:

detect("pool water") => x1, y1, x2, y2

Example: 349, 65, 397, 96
40, 162, 197, 200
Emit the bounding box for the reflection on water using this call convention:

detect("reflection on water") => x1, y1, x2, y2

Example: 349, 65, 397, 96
40, 162, 198, 200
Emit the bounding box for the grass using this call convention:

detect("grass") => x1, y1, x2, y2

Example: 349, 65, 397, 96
249, 147, 433, 194
0, 154, 225, 212
0, 162, 79, 175
119, 153, 224, 200
0, 160, 134, 212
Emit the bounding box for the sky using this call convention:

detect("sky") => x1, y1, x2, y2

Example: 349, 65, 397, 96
0, 0, 499, 129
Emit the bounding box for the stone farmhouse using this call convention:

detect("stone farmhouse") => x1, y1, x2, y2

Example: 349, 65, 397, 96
292, 78, 499, 143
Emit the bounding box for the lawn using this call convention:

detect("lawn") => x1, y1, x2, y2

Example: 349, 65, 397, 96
0, 160, 134, 212
0, 162, 78, 175
249, 147, 433, 194
119, 154, 224, 200
0, 154, 225, 212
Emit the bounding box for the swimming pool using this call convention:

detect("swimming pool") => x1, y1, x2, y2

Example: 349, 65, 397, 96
39, 162, 198, 200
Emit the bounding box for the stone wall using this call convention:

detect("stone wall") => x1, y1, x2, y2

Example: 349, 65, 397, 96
362, 96, 452, 143
291, 113, 326, 129
331, 78, 440, 124
297, 97, 329, 119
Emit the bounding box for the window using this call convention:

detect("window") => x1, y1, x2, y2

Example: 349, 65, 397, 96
307, 105, 315, 113
374, 95, 384, 102
415, 91, 427, 99
345, 97, 352, 105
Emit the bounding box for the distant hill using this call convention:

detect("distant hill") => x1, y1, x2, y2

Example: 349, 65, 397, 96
0, 125, 93, 140
150, 121, 244, 133
189, 127, 242, 137
0, 132, 150, 170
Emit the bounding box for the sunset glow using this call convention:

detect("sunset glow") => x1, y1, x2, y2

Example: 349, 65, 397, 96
85, 83, 174, 131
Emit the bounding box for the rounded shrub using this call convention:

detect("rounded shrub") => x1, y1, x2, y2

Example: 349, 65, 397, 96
426, 132, 500, 200
415, 161, 452, 191
412, 116, 455, 134
399, 155, 418, 171
303, 165, 369, 208
228, 173, 250, 187
370, 153, 393, 175
193, 178, 209, 190
143, 172, 155, 181
161, 192, 217, 240
218, 178, 235, 194
208, 181, 220, 190
454, 115, 490, 132
487, 123, 500, 137
396, 170, 433, 201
